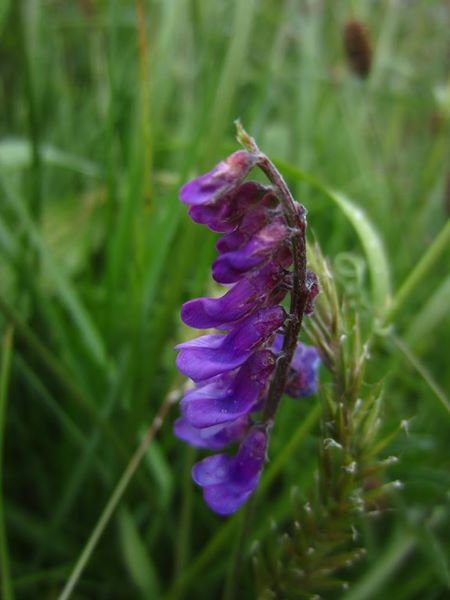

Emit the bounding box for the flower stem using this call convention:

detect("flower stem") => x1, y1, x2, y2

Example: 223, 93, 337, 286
235, 122, 309, 424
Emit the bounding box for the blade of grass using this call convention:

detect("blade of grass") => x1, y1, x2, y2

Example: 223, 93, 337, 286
0, 138, 102, 177
58, 388, 178, 600
0, 326, 14, 600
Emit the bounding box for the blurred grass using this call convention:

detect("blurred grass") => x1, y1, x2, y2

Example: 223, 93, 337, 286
0, 0, 449, 598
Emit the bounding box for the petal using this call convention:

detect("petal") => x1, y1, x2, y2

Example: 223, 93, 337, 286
228, 428, 267, 484
216, 195, 278, 254
193, 428, 268, 515
175, 416, 250, 450
271, 335, 321, 398
188, 181, 268, 232
175, 333, 225, 351
286, 343, 321, 398
202, 483, 253, 515
192, 454, 233, 484
180, 263, 286, 329
181, 350, 276, 427
180, 151, 257, 207
212, 219, 290, 284
175, 306, 285, 381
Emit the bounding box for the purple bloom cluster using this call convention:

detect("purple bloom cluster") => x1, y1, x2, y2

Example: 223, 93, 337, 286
174, 151, 320, 516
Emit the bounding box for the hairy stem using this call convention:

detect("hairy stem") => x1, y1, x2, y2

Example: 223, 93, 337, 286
235, 121, 309, 424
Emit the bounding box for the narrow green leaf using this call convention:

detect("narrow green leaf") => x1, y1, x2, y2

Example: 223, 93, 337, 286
0, 327, 14, 600
0, 138, 102, 177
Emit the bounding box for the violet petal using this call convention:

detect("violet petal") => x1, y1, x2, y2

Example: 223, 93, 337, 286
175, 306, 286, 381
188, 181, 268, 232
212, 218, 290, 284
180, 151, 257, 207
192, 428, 267, 515
272, 334, 321, 398
181, 350, 276, 427
181, 263, 286, 329
174, 415, 250, 450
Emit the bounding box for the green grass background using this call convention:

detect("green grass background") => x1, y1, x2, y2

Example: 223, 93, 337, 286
0, 0, 449, 598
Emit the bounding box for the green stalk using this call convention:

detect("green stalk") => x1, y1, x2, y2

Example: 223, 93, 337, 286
0, 327, 15, 600
58, 391, 177, 600
18, 1, 42, 225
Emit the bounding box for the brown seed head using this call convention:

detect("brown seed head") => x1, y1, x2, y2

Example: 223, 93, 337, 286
343, 19, 373, 79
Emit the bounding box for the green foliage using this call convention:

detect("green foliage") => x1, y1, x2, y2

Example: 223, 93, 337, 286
0, 1, 449, 599
254, 245, 396, 599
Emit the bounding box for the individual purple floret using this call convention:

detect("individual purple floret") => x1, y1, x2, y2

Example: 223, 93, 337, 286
174, 145, 320, 516
192, 428, 267, 515
181, 350, 276, 427
181, 263, 288, 329
215, 193, 278, 252
188, 182, 269, 233
272, 334, 321, 398
287, 342, 321, 398
175, 306, 285, 382
212, 218, 291, 284
180, 151, 257, 208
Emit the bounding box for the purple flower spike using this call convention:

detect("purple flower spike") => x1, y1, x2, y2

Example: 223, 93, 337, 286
181, 264, 287, 329
188, 182, 268, 233
180, 151, 258, 207
175, 306, 285, 381
175, 138, 320, 516
212, 218, 290, 284
192, 428, 267, 515
181, 350, 276, 427
173, 415, 250, 450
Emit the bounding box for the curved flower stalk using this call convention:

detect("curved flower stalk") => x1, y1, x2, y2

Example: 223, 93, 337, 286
174, 124, 321, 515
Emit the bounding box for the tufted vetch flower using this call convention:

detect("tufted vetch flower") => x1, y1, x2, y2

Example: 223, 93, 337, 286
174, 133, 320, 516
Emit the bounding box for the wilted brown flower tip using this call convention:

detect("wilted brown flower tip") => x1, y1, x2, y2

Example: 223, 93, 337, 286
343, 19, 372, 79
